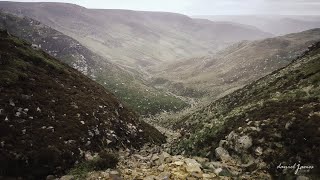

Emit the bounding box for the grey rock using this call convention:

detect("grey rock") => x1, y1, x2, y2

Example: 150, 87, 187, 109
158, 164, 165, 171
214, 167, 223, 175
184, 158, 202, 173
235, 135, 252, 152
160, 151, 171, 163
219, 140, 228, 147
255, 147, 263, 156
296, 176, 310, 180
110, 170, 119, 175
215, 147, 232, 162
285, 122, 292, 129
46, 175, 55, 180
227, 131, 237, 141
144, 175, 156, 180
157, 172, 171, 180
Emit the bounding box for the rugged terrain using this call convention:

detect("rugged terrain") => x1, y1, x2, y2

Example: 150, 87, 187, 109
0, 1, 319, 180
0, 31, 165, 179
168, 41, 320, 178
0, 1, 272, 69
152, 29, 320, 99
52, 41, 320, 180
0, 11, 188, 115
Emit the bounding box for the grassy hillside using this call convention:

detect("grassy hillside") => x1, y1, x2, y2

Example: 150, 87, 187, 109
0, 30, 165, 178
0, 1, 272, 69
0, 11, 188, 115
152, 29, 320, 100
171, 41, 320, 178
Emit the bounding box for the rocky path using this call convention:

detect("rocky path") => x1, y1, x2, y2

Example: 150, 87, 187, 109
59, 123, 271, 180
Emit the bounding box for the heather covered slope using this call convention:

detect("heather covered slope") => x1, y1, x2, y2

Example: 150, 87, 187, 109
152, 29, 320, 99
0, 11, 188, 115
171, 42, 320, 178
0, 1, 272, 68
0, 31, 165, 178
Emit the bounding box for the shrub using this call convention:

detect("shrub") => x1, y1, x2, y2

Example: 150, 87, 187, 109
94, 150, 119, 170
68, 150, 119, 178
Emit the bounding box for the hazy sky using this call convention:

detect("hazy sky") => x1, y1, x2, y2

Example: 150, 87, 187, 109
2, 0, 320, 15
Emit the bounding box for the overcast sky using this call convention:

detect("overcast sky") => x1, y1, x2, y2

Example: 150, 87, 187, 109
2, 0, 320, 15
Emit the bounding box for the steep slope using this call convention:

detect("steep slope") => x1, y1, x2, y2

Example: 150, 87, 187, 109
0, 1, 272, 69
152, 29, 320, 99
0, 11, 188, 115
195, 15, 320, 35
0, 31, 165, 178
171, 42, 320, 178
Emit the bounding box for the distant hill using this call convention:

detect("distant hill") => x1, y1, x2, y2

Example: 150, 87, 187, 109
195, 15, 320, 35
0, 30, 165, 178
0, 1, 272, 69
0, 11, 188, 115
151, 29, 320, 99
171, 41, 320, 178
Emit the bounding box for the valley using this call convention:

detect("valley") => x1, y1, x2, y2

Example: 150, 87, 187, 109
0, 11, 188, 116
0, 1, 272, 69
151, 29, 320, 100
0, 1, 319, 180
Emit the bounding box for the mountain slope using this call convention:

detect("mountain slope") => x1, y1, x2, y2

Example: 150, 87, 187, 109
0, 11, 188, 115
171, 42, 320, 178
0, 30, 165, 178
0, 1, 272, 68
152, 29, 320, 99
195, 15, 320, 35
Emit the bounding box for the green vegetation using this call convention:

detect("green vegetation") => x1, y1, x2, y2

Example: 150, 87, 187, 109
171, 42, 320, 177
68, 151, 118, 179
95, 71, 188, 116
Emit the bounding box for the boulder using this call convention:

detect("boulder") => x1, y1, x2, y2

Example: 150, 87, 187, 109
46, 175, 55, 180
151, 154, 159, 161
215, 147, 232, 162
144, 175, 157, 180
133, 154, 147, 161
160, 152, 172, 163
173, 161, 184, 166
59, 175, 74, 180
158, 164, 165, 172
214, 168, 223, 175
255, 147, 263, 156
157, 172, 171, 180
296, 176, 310, 180
184, 158, 202, 173
235, 135, 252, 152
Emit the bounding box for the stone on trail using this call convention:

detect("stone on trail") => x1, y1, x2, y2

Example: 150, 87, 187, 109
215, 147, 232, 162
184, 158, 202, 173
173, 161, 184, 166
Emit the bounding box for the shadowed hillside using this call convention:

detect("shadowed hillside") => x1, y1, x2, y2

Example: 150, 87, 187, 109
0, 30, 165, 178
